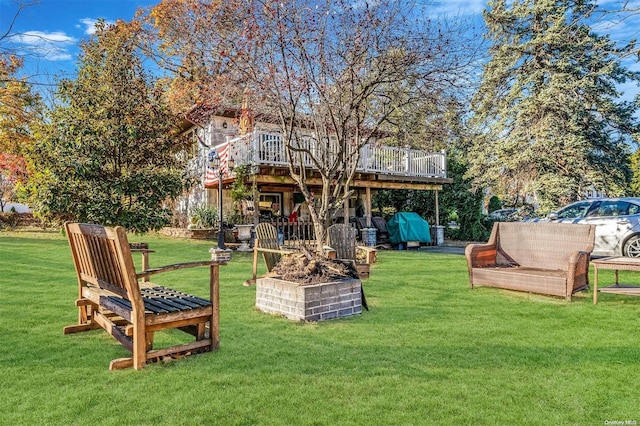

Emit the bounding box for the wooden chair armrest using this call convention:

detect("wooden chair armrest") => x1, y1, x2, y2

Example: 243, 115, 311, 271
130, 248, 155, 254
137, 260, 222, 279
356, 245, 377, 264
250, 245, 299, 284
323, 245, 337, 259
254, 247, 297, 255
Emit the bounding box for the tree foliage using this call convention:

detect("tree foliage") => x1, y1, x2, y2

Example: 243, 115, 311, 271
139, 0, 250, 113
0, 153, 27, 212
469, 0, 640, 213
441, 156, 490, 242
1, 31, 42, 213
0, 54, 41, 156
24, 21, 191, 232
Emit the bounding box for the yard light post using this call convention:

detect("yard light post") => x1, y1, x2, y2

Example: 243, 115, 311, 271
208, 150, 226, 250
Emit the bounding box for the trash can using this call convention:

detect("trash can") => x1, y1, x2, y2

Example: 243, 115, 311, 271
360, 228, 377, 247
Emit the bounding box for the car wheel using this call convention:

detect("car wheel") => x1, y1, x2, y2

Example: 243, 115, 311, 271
623, 235, 640, 257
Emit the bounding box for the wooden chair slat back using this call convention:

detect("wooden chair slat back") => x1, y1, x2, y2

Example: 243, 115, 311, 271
354, 217, 367, 231
269, 219, 316, 248
255, 222, 283, 271
371, 217, 388, 234
327, 224, 357, 260
65, 222, 139, 300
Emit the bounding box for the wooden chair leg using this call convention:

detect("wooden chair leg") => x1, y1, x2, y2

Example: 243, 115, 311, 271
252, 247, 259, 281
77, 299, 95, 323
196, 323, 206, 340
145, 332, 154, 351
110, 358, 134, 370
210, 264, 220, 351
132, 321, 147, 370
79, 305, 90, 323
63, 300, 101, 334
141, 251, 150, 282
63, 322, 101, 334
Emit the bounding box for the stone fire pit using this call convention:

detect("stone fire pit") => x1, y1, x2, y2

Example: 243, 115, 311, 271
255, 276, 362, 321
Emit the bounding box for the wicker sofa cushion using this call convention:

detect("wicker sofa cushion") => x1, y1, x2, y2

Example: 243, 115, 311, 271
472, 267, 567, 298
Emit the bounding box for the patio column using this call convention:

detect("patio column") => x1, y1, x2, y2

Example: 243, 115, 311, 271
435, 190, 440, 226
343, 185, 349, 223
252, 175, 259, 225
365, 187, 372, 227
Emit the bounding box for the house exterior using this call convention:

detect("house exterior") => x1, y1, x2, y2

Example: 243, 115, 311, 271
179, 107, 452, 233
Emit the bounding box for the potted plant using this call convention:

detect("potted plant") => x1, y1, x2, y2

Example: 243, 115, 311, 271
229, 164, 255, 250
187, 205, 219, 239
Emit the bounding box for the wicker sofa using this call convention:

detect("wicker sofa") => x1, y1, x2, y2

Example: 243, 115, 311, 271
465, 222, 595, 300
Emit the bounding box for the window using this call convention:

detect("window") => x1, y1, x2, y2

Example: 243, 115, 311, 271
593, 200, 636, 217
593, 200, 619, 217
258, 193, 282, 217
558, 201, 595, 219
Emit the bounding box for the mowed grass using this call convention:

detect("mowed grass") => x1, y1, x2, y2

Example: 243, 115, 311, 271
1, 229, 639, 425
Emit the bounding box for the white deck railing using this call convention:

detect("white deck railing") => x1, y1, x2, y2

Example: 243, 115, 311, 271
219, 131, 447, 179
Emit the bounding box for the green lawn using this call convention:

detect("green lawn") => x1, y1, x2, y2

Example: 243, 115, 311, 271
1, 230, 639, 425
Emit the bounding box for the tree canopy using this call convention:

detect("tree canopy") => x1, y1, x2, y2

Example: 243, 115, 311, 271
0, 42, 41, 213
24, 21, 191, 232
0, 54, 41, 156
469, 0, 640, 213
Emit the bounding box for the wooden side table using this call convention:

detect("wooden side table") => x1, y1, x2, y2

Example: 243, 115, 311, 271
592, 256, 640, 304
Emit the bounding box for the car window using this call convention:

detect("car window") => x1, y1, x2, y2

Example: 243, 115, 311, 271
592, 201, 635, 217
616, 201, 631, 216
557, 201, 594, 219
593, 200, 619, 217
628, 203, 640, 215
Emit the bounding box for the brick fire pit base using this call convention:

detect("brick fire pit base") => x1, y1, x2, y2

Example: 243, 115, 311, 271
255, 276, 362, 321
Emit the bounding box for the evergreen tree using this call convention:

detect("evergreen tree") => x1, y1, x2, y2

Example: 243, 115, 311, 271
470, 0, 640, 213
26, 21, 191, 232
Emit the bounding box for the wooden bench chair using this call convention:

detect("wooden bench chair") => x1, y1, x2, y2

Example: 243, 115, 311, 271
248, 222, 296, 284
326, 223, 375, 310
327, 224, 377, 268
63, 222, 223, 370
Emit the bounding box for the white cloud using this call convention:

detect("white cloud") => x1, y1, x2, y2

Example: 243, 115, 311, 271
78, 18, 115, 35
9, 30, 77, 61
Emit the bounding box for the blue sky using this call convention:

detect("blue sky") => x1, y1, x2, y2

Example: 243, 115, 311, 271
1, 0, 157, 83
2, 0, 640, 98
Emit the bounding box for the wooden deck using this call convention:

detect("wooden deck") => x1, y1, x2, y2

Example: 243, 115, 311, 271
221, 131, 447, 179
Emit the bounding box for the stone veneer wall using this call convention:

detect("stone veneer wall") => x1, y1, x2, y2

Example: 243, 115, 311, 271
256, 277, 362, 321
158, 227, 217, 240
